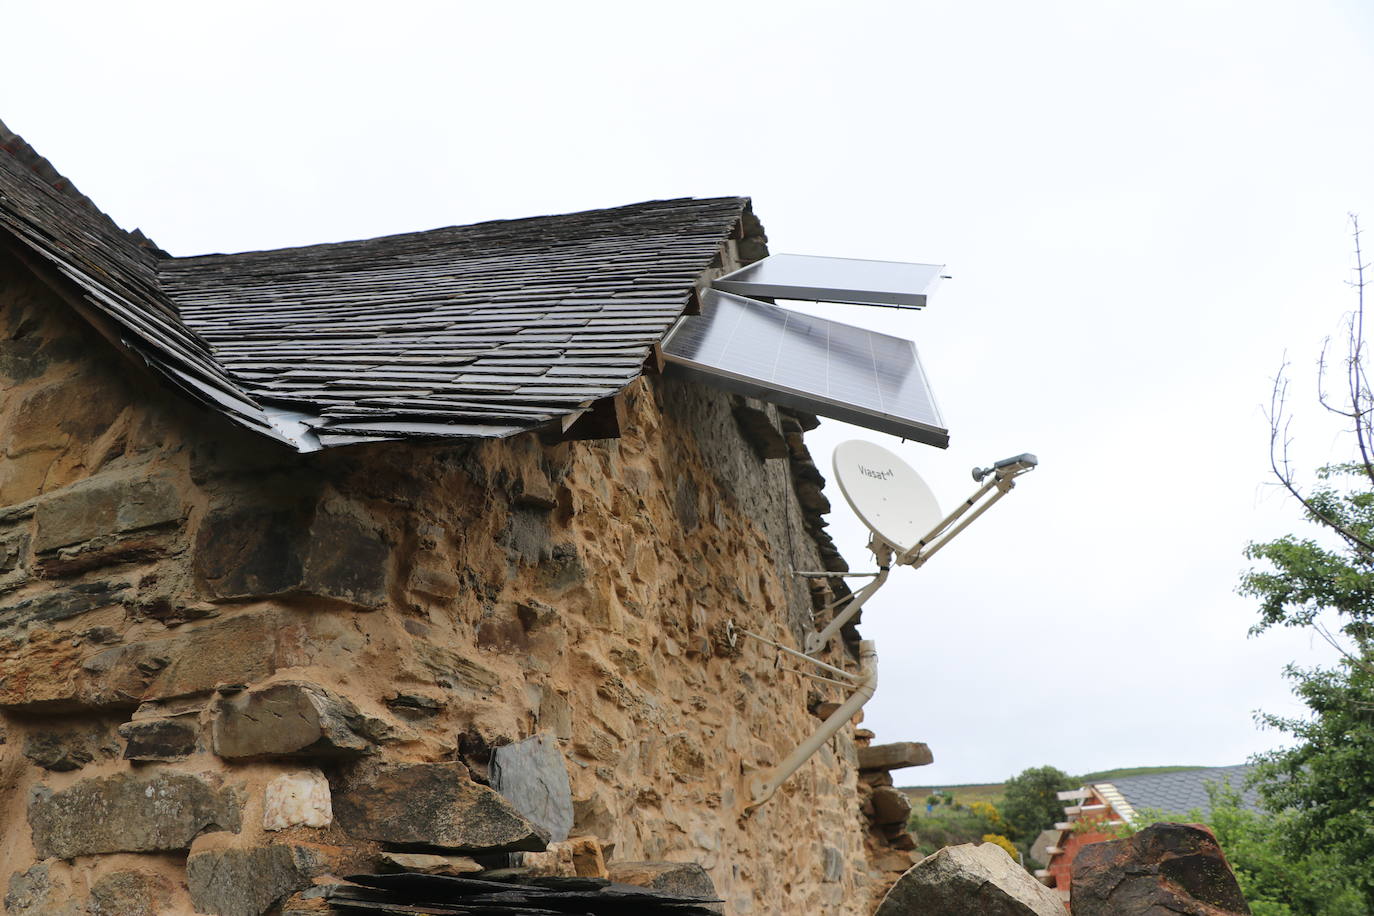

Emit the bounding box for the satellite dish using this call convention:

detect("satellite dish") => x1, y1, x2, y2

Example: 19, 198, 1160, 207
833, 439, 942, 554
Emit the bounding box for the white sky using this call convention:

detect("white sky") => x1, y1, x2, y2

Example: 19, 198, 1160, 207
6, 1, 1373, 784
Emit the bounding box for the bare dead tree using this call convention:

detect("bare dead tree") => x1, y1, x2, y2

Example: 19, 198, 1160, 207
1266, 214, 1374, 557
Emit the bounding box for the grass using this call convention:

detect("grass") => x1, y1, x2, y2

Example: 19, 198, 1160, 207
901, 783, 1005, 808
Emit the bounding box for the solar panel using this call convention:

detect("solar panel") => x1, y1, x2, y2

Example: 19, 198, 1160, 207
711, 254, 944, 309
661, 290, 948, 447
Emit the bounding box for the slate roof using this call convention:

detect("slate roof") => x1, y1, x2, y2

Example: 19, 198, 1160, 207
162, 198, 746, 447
0, 120, 283, 443
0, 118, 748, 450
1097, 765, 1260, 819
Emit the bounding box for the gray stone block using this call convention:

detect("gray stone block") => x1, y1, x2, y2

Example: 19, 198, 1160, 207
212, 681, 372, 760
28, 772, 241, 858
491, 733, 574, 843
187, 845, 320, 916
119, 716, 199, 761
333, 762, 548, 854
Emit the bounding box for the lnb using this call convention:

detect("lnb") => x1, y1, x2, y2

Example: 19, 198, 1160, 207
971, 453, 1039, 483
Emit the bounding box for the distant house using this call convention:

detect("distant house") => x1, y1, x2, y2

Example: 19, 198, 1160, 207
1035, 766, 1260, 899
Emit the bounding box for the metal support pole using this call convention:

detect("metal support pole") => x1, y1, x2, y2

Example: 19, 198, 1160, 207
743, 640, 877, 817
803, 565, 891, 655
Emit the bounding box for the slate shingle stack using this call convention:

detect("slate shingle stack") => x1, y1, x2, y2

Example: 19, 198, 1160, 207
0, 118, 747, 450
325, 872, 724, 915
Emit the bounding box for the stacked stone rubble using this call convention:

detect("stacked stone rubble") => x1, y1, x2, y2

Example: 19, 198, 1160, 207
852, 728, 936, 905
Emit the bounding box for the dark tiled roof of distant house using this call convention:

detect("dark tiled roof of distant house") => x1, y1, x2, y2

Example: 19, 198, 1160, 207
1098, 765, 1260, 818
0, 118, 749, 449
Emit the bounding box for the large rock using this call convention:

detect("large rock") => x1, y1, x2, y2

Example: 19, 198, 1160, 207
333, 762, 548, 853
1070, 822, 1251, 915
28, 771, 241, 858
874, 843, 1064, 916
212, 681, 372, 759
490, 733, 574, 843
186, 845, 321, 916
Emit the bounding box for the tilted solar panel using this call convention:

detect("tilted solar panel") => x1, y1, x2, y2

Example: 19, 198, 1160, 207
661, 290, 948, 447
712, 253, 944, 309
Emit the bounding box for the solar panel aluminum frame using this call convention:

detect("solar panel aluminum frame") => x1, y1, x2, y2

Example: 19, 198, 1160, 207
711, 253, 945, 310
660, 292, 949, 448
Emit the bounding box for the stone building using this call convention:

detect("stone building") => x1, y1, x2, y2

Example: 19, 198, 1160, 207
0, 121, 928, 914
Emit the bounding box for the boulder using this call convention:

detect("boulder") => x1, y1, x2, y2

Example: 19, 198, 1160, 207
874, 843, 1064, 916
1070, 822, 1251, 915
490, 733, 574, 842
212, 681, 372, 759
186, 845, 321, 916
332, 762, 548, 854
28, 771, 241, 858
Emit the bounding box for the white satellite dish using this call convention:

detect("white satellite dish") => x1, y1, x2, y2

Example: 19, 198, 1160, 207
736, 438, 1038, 816
833, 439, 942, 554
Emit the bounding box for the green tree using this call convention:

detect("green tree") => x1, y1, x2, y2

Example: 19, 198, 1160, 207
1202, 783, 1364, 916
1239, 216, 1374, 909
999, 765, 1074, 841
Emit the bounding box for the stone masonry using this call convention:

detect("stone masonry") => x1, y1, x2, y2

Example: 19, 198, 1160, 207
0, 247, 899, 914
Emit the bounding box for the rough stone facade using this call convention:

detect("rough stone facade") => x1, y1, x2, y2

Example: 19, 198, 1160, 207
0, 247, 909, 914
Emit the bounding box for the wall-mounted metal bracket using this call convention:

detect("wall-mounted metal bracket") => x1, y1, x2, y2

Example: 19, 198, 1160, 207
739, 637, 877, 818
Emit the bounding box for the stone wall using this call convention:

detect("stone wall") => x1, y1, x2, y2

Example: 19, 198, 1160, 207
0, 249, 903, 915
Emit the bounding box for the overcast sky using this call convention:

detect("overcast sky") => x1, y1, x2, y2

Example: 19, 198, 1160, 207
6, 1, 1374, 785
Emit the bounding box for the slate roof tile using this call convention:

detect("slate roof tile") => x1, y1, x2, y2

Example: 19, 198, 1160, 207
0, 117, 748, 450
